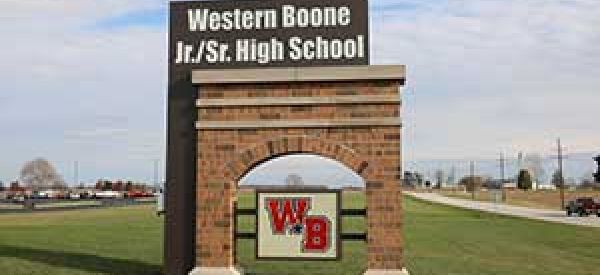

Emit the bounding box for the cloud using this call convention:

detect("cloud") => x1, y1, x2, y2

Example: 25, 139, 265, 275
93, 8, 166, 30
1, 0, 598, 184
0, 0, 166, 183
370, 0, 600, 160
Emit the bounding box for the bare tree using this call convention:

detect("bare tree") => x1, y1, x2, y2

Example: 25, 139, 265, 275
580, 170, 597, 189
524, 153, 545, 187
19, 158, 65, 191
434, 170, 445, 189
285, 174, 304, 186
447, 167, 456, 187
10, 181, 20, 191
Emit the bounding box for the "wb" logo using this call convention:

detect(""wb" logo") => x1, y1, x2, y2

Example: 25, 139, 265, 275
266, 198, 331, 252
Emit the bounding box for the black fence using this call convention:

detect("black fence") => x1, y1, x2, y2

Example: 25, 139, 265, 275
0, 198, 156, 214
233, 203, 367, 241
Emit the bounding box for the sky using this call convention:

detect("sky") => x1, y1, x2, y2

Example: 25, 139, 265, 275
0, 0, 599, 185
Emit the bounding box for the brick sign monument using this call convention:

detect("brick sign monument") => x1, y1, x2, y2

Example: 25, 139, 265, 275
166, 0, 407, 274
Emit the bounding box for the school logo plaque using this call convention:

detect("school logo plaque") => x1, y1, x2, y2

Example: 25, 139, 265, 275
256, 190, 340, 259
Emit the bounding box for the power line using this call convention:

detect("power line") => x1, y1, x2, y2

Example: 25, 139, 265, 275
153, 159, 160, 191
470, 161, 475, 200
73, 161, 79, 187
557, 138, 566, 210
499, 152, 506, 202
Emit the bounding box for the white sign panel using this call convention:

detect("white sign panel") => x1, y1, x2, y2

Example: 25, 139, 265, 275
256, 191, 340, 259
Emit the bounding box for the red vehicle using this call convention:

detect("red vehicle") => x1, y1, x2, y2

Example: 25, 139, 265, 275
566, 197, 600, 217
126, 190, 153, 198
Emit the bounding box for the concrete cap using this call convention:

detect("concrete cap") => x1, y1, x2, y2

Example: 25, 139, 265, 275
191, 65, 405, 84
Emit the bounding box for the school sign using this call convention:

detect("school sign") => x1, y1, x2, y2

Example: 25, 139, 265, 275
170, 0, 368, 68
166, 0, 407, 274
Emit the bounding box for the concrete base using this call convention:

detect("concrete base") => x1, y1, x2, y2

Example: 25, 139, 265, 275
189, 267, 242, 275
364, 268, 410, 275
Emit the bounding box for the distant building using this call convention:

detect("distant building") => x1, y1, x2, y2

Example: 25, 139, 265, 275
533, 183, 557, 190
503, 182, 517, 190
403, 171, 423, 188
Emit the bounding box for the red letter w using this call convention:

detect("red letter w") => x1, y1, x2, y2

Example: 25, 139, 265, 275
267, 198, 310, 234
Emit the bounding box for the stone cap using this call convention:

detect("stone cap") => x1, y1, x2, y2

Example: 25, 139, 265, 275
191, 65, 405, 84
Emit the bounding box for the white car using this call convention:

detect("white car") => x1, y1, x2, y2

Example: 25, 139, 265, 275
94, 191, 123, 199
68, 193, 81, 200
14, 196, 26, 203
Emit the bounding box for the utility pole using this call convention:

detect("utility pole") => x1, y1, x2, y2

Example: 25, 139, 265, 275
74, 161, 79, 188
557, 138, 565, 210
154, 159, 160, 192
517, 151, 523, 175
470, 161, 475, 200
499, 153, 506, 202
451, 165, 457, 194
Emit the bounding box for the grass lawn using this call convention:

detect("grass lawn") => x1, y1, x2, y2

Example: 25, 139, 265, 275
0, 205, 163, 275
403, 197, 600, 275
1, 193, 599, 274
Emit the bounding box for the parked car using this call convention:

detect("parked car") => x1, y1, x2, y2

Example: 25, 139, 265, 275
32, 191, 49, 199
94, 190, 123, 199
80, 192, 92, 199
126, 190, 151, 198
566, 197, 600, 217
12, 195, 25, 203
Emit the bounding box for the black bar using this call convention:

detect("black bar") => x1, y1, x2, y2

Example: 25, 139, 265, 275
234, 232, 366, 241
340, 233, 367, 241
236, 232, 257, 239
235, 208, 257, 216
341, 209, 367, 216
234, 208, 364, 216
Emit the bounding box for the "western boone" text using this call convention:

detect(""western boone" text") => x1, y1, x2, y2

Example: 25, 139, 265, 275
187, 5, 352, 31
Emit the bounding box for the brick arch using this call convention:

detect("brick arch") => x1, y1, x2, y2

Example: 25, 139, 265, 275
222, 135, 369, 183
192, 71, 406, 273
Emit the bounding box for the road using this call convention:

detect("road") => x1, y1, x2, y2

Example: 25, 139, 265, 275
406, 191, 600, 228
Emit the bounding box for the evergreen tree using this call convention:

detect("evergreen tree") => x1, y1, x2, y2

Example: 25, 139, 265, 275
517, 169, 533, 190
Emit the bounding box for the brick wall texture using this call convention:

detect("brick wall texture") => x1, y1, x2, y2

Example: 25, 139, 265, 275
196, 80, 404, 270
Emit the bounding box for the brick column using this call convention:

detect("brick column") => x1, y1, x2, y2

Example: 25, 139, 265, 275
364, 129, 408, 274
192, 130, 239, 275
